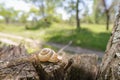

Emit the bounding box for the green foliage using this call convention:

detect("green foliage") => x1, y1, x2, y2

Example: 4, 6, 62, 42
25, 15, 61, 30
81, 16, 94, 24
25, 18, 51, 30
19, 12, 29, 23
24, 0, 62, 19
0, 4, 19, 23
45, 15, 61, 23
36, 19, 51, 28
94, 9, 106, 24
30, 6, 39, 14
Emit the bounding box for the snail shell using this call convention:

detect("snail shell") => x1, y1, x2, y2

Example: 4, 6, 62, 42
38, 48, 60, 62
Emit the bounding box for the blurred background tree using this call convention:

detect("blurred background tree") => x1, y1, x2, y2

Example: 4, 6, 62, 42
23, 0, 62, 29
62, 0, 90, 30
0, 3, 19, 24
94, 0, 120, 30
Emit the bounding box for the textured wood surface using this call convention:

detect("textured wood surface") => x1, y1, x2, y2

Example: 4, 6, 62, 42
97, 6, 120, 80
0, 44, 98, 80
0, 45, 39, 80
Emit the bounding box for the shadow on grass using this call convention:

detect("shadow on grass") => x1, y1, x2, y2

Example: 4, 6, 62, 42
46, 28, 111, 51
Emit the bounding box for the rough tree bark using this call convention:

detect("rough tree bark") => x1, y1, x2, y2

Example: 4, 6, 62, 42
97, 5, 120, 80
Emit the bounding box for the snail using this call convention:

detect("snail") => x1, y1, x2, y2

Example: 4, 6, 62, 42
38, 48, 61, 62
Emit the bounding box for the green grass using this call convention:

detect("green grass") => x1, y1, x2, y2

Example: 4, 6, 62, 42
44, 23, 112, 51
0, 23, 113, 51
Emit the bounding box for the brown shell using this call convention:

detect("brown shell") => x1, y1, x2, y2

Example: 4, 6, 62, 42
38, 48, 60, 62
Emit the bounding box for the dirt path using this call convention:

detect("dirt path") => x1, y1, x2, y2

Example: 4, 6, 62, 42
0, 32, 40, 48
0, 32, 39, 44
0, 38, 18, 45
47, 42, 104, 57
0, 32, 104, 57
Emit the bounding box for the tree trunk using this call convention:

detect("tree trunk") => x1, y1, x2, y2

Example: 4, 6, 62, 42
106, 10, 110, 30
102, 0, 110, 30
41, 1, 45, 18
76, 0, 80, 30
5, 17, 10, 24
97, 5, 120, 80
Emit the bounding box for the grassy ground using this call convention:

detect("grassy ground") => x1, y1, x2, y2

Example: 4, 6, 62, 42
0, 23, 113, 51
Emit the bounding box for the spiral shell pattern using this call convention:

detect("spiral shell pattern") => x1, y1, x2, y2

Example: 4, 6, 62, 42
38, 48, 59, 62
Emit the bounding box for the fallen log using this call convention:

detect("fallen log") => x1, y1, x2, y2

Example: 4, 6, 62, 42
0, 44, 98, 80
